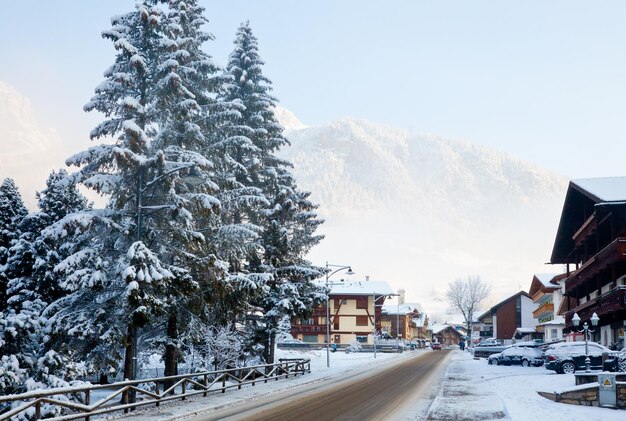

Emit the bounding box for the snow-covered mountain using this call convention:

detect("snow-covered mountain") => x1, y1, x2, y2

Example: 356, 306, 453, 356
0, 81, 63, 208
277, 114, 569, 312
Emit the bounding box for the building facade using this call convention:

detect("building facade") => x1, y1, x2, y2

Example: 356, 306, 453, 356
476, 291, 538, 344
290, 280, 393, 345
380, 302, 426, 340
528, 273, 566, 342
550, 178, 626, 348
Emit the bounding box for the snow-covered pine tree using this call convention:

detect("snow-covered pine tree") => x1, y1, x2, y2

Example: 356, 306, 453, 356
48, 1, 218, 383
220, 23, 325, 363
152, 0, 223, 375
0, 178, 28, 312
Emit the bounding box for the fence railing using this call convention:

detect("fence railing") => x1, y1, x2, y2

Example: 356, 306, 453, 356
0, 358, 310, 421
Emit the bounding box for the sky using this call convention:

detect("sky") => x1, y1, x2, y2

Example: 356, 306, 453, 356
2, 1, 626, 178
2, 1, 626, 317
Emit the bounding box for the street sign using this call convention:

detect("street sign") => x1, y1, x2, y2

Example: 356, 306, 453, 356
598, 373, 616, 408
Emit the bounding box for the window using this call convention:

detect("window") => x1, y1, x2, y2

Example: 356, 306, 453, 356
356, 316, 369, 326
550, 329, 557, 339
334, 334, 341, 343
303, 335, 317, 343
301, 318, 315, 325
356, 336, 368, 343
356, 297, 368, 309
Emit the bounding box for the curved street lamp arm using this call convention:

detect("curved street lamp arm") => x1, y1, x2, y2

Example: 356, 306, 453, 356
141, 163, 195, 193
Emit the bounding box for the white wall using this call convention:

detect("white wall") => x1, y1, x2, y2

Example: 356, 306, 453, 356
521, 295, 539, 329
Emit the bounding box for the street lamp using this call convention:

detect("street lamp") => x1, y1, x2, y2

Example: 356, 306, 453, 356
325, 262, 354, 368
571, 312, 600, 373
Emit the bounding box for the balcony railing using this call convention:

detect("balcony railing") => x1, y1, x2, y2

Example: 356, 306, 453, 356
533, 302, 554, 319
291, 325, 326, 334
567, 238, 626, 289
565, 286, 626, 325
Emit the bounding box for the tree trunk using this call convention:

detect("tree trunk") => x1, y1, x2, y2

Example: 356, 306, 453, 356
124, 326, 134, 380
122, 326, 134, 404
164, 311, 178, 393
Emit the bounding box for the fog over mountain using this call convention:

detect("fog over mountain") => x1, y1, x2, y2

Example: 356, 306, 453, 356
0, 81, 569, 316
277, 110, 569, 316
0, 81, 64, 208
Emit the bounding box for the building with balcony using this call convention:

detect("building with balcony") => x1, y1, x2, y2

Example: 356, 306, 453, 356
550, 178, 626, 348
290, 279, 393, 345
475, 291, 538, 344
528, 273, 567, 342
380, 302, 427, 340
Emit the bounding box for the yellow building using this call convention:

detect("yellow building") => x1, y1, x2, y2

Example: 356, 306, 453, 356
291, 280, 393, 345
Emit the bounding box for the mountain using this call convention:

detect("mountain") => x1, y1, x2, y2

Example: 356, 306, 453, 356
0, 81, 64, 208
277, 115, 569, 314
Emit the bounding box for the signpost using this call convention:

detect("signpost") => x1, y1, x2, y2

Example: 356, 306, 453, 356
598, 373, 617, 408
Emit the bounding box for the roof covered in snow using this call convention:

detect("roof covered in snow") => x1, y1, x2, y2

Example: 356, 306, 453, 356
534, 274, 561, 288
319, 279, 394, 296
430, 323, 464, 336
381, 303, 423, 315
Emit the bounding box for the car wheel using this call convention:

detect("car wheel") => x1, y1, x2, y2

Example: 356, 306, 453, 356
521, 359, 530, 367
561, 362, 576, 374
492, 359, 498, 366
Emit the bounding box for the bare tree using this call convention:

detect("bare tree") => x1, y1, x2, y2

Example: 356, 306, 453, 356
446, 275, 490, 346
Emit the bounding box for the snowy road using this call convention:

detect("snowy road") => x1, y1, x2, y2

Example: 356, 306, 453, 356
188, 350, 452, 421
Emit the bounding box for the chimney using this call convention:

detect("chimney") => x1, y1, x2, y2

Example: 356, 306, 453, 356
365, 275, 370, 282
398, 289, 406, 305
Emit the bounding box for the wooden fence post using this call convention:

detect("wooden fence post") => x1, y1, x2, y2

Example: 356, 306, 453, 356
85, 389, 91, 421
203, 374, 208, 397
155, 381, 160, 407
222, 374, 226, 393
182, 381, 186, 401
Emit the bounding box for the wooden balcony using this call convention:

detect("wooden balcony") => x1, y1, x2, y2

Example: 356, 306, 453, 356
567, 237, 626, 290
291, 325, 326, 335
533, 302, 554, 319
532, 289, 546, 303
564, 286, 626, 326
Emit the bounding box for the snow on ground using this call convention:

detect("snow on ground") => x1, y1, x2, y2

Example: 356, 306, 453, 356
113, 347, 420, 420
425, 351, 619, 421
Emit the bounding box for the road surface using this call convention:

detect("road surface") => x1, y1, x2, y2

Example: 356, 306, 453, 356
190, 350, 452, 421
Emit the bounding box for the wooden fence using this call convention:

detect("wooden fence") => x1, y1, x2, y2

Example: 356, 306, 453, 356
0, 358, 310, 420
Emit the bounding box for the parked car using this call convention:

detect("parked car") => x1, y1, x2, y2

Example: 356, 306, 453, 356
488, 345, 543, 367
432, 342, 442, 350
544, 342, 611, 374
603, 349, 626, 372
277, 338, 308, 349
479, 338, 502, 347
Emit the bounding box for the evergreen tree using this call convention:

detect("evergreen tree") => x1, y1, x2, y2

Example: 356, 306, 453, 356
0, 170, 88, 398
220, 23, 325, 363
50, 0, 221, 382
0, 178, 27, 312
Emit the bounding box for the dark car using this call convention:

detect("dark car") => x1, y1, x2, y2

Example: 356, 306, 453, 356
432, 342, 442, 350
487, 344, 543, 367
544, 342, 610, 374
603, 349, 626, 372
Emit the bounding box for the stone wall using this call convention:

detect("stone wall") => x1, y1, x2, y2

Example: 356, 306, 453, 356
539, 382, 626, 409
618, 382, 626, 408
555, 386, 599, 406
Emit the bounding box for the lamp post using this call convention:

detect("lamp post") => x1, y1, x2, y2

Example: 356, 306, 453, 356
325, 262, 354, 368
131, 163, 204, 393
571, 312, 600, 373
